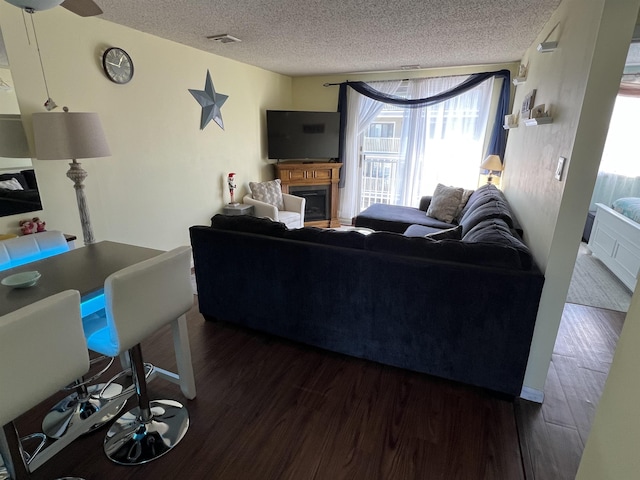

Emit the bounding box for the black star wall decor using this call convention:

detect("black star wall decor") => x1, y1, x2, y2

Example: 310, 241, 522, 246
189, 70, 229, 130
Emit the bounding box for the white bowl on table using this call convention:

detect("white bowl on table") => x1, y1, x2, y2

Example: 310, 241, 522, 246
1, 271, 42, 288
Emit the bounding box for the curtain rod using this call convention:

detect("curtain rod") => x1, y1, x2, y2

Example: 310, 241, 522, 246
323, 79, 410, 87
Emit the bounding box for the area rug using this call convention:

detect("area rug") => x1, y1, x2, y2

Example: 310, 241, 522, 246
566, 243, 632, 312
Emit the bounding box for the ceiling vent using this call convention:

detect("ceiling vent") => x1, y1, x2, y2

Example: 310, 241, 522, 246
207, 34, 242, 44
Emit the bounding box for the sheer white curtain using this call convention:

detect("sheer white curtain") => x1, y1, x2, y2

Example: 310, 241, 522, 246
591, 95, 640, 209
339, 75, 495, 221
338, 80, 403, 223
398, 75, 494, 206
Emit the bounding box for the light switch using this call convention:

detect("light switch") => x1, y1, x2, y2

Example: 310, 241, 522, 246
555, 157, 566, 181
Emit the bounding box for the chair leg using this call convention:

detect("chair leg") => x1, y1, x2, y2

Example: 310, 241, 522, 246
103, 344, 189, 465
42, 356, 127, 440
41, 382, 125, 440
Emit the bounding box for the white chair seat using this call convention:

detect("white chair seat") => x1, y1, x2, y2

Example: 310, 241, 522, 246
243, 192, 306, 228
277, 210, 302, 228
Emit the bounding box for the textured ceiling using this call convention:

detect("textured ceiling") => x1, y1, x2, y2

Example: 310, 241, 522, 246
95, 0, 562, 77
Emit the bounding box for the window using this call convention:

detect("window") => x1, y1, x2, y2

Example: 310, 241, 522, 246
367, 122, 395, 138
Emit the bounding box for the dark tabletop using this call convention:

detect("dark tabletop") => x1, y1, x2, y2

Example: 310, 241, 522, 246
0, 241, 162, 317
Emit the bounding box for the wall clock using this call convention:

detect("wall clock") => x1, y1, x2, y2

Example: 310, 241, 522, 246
102, 47, 134, 84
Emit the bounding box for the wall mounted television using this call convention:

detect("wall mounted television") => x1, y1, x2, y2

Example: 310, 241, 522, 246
267, 110, 340, 160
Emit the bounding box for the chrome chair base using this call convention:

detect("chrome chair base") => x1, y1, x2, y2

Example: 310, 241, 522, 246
42, 383, 126, 439
104, 400, 189, 465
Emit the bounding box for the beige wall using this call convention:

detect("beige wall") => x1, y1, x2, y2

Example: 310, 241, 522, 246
0, 4, 292, 249
504, 0, 640, 393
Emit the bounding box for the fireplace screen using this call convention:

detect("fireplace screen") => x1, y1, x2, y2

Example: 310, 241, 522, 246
289, 185, 330, 221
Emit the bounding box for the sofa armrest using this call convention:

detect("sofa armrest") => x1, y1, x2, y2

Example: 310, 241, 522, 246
419, 196, 432, 211
243, 194, 278, 221
282, 193, 305, 215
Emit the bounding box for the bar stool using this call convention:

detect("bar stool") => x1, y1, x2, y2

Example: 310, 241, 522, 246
83, 246, 194, 465
0, 290, 89, 480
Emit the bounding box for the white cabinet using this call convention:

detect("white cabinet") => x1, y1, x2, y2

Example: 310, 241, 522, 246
588, 203, 640, 291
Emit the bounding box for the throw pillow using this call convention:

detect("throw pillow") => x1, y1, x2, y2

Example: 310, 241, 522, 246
425, 224, 463, 240
0, 178, 24, 191
453, 189, 474, 220
426, 183, 463, 223
249, 179, 284, 210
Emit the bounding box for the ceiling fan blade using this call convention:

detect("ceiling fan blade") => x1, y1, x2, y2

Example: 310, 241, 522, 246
60, 0, 102, 16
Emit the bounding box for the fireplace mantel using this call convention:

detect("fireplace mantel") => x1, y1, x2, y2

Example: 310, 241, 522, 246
275, 162, 342, 228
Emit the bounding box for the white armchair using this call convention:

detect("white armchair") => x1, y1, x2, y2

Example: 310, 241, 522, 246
244, 192, 306, 229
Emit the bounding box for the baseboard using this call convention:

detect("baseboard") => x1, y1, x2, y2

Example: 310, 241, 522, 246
520, 386, 544, 403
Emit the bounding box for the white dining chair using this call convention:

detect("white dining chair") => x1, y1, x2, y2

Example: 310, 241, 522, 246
81, 246, 194, 465
0, 290, 89, 480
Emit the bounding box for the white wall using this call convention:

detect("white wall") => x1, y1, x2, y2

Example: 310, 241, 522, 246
504, 0, 640, 393
0, 4, 292, 249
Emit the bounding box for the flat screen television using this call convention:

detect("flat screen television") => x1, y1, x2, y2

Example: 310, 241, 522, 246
267, 110, 340, 160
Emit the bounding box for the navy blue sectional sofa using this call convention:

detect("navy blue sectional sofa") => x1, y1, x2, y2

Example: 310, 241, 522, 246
190, 185, 544, 397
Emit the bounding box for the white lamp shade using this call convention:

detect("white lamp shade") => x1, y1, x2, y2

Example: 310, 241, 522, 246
0, 114, 31, 158
4, 0, 63, 11
480, 155, 503, 172
32, 112, 111, 160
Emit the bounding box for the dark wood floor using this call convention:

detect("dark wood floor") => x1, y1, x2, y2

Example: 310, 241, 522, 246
17, 296, 524, 480
12, 299, 623, 480
515, 303, 625, 480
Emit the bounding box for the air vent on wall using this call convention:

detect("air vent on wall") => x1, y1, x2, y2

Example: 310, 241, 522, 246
207, 34, 242, 44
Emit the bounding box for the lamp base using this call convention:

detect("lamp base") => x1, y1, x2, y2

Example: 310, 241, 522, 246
66, 160, 95, 245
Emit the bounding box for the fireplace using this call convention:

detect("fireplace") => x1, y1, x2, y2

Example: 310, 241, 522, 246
289, 185, 330, 221
275, 162, 342, 228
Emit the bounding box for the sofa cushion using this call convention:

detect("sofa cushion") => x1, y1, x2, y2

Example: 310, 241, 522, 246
355, 203, 454, 233
20, 169, 38, 190
403, 224, 443, 237
283, 227, 366, 249
463, 218, 533, 270
459, 200, 514, 236
426, 184, 464, 223
211, 214, 288, 236
456, 183, 500, 222
426, 224, 463, 240
365, 232, 523, 270
0, 178, 24, 191
0, 173, 28, 190
249, 179, 284, 210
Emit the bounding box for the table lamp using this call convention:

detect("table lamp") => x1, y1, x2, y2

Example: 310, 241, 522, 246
480, 155, 503, 184
32, 108, 111, 245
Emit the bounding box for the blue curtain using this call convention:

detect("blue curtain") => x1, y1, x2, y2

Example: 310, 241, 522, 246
336, 69, 511, 187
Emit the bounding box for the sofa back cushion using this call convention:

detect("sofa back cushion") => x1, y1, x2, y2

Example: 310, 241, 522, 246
456, 184, 501, 221
283, 227, 366, 249
459, 199, 515, 236
211, 214, 288, 236
463, 218, 533, 270
364, 232, 524, 270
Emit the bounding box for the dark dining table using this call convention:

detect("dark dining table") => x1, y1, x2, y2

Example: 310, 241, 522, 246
1, 241, 161, 316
